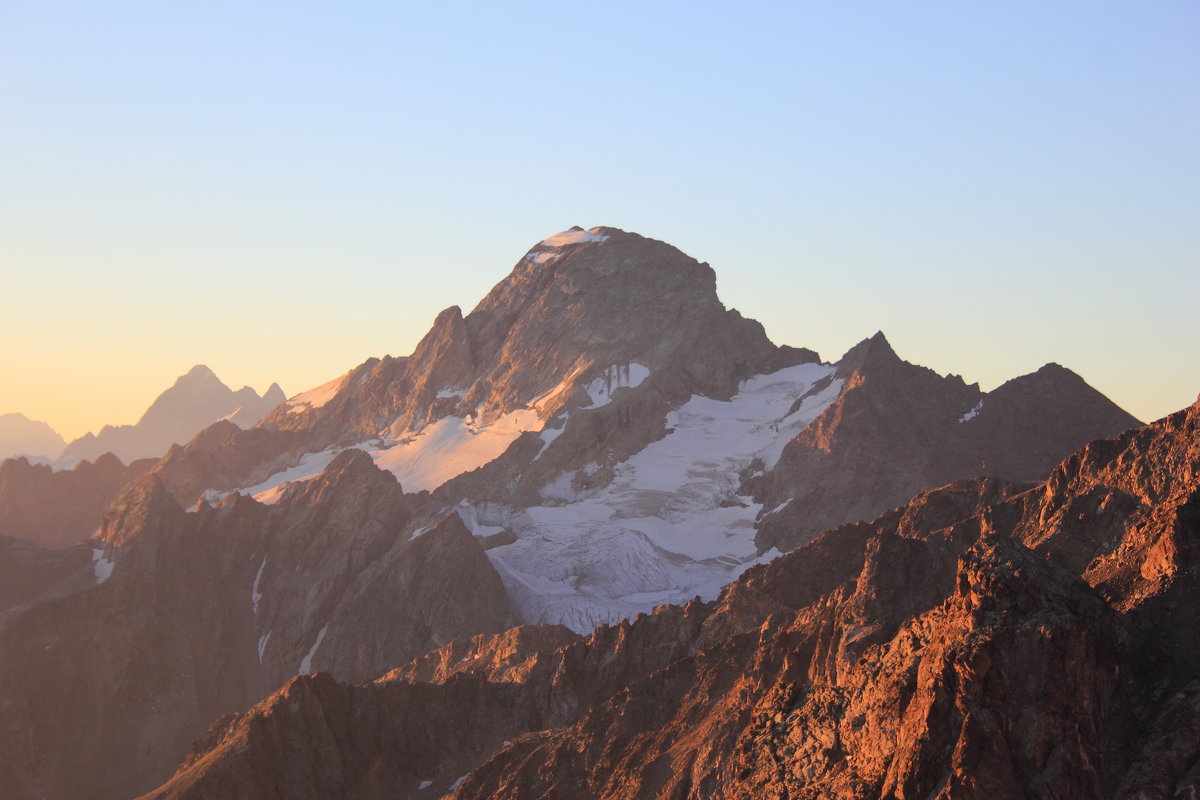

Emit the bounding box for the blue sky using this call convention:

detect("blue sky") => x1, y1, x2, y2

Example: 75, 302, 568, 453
2, 1, 1197, 438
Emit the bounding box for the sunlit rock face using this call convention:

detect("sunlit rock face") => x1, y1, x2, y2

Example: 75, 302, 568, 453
146, 400, 1198, 800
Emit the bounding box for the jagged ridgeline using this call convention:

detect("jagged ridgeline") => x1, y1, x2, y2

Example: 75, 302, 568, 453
146, 399, 1200, 800
0, 227, 1146, 800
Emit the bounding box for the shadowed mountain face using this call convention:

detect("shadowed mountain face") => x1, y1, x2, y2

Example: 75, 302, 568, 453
0, 227, 1147, 800
0, 450, 517, 800
58, 366, 285, 466
141, 400, 1200, 800
0, 453, 155, 549
751, 333, 1141, 552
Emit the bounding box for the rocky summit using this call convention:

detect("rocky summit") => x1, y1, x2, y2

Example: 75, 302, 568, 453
0, 227, 1156, 800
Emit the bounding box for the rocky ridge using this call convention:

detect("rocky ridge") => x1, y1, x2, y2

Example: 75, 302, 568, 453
751, 333, 1140, 551
0, 452, 155, 549
0, 450, 516, 800
143, 397, 1200, 800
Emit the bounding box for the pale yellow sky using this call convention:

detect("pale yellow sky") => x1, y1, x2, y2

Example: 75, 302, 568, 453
2, 3, 1196, 442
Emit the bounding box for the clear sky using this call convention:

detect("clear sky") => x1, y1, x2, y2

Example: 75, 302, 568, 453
2, 1, 1197, 441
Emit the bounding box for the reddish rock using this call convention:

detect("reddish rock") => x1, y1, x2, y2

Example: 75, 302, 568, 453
138, 400, 1198, 800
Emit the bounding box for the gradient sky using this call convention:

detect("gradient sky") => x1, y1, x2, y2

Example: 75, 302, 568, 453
2, 1, 1197, 441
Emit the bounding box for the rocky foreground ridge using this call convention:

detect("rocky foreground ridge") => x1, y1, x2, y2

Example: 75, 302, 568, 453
0, 452, 155, 549
145, 397, 1200, 800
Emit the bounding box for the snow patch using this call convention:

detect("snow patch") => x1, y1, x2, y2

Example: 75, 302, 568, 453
244, 448, 347, 504
436, 387, 467, 399
528, 363, 589, 414
754, 376, 844, 470
535, 417, 567, 460
449, 773, 469, 791
298, 623, 329, 675
257, 631, 271, 664
541, 228, 610, 248
456, 505, 507, 538
418, 780, 432, 790
524, 228, 610, 263
960, 400, 984, 423
762, 499, 792, 518
371, 409, 543, 492
234, 365, 639, 504
251, 557, 266, 614
584, 363, 650, 409
92, 547, 115, 584
286, 373, 346, 413
199, 488, 230, 507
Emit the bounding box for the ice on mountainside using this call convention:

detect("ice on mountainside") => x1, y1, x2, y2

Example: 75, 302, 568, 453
232, 363, 647, 500
485, 361, 842, 632
215, 360, 843, 633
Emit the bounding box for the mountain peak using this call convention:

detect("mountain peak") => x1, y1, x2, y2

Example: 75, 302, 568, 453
180, 364, 221, 383
0, 412, 66, 460
835, 330, 900, 378
58, 366, 286, 466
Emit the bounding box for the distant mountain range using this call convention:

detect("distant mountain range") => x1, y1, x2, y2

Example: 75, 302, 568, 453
0, 413, 66, 461
0, 367, 285, 468
0, 367, 285, 550
0, 227, 1167, 800
57, 365, 286, 466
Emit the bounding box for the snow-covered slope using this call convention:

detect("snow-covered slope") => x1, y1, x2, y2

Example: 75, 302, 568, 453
225, 359, 835, 633
480, 361, 840, 631
225, 404, 546, 503
207, 362, 840, 632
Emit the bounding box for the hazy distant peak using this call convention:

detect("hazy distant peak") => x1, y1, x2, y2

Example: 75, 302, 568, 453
0, 412, 67, 460
181, 364, 221, 382
57, 365, 286, 466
